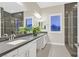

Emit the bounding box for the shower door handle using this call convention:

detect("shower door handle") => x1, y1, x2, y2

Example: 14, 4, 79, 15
74, 43, 78, 47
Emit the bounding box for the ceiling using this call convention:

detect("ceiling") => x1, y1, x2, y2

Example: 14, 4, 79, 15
0, 2, 25, 13
0, 2, 70, 13
37, 2, 70, 8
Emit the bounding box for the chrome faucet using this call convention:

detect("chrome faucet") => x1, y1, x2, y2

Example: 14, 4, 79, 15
9, 34, 16, 40
9, 31, 16, 40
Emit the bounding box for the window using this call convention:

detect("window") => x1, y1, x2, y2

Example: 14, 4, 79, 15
16, 19, 19, 31
26, 17, 32, 29
51, 15, 60, 31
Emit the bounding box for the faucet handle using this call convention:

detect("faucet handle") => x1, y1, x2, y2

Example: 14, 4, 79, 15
13, 34, 16, 38
3, 34, 8, 37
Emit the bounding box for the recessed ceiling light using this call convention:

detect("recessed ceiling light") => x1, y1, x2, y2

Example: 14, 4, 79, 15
34, 12, 41, 19
16, 2, 23, 6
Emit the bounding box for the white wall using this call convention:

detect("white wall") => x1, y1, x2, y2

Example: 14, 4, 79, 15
41, 5, 65, 45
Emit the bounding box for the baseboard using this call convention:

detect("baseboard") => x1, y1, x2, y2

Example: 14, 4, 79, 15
47, 42, 65, 46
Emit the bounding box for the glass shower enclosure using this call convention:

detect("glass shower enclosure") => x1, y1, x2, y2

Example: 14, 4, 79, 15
65, 2, 77, 57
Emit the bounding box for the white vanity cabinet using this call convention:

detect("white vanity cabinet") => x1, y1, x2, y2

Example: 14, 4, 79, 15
2, 33, 47, 57
3, 40, 36, 57
37, 34, 48, 50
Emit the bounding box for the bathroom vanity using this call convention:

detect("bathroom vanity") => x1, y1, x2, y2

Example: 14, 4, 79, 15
0, 32, 48, 57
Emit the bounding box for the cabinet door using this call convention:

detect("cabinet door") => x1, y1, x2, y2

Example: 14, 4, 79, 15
37, 35, 47, 50
17, 43, 30, 57
17, 40, 36, 57
42, 35, 46, 48
41, 35, 47, 49
37, 37, 43, 50
29, 40, 36, 57
44, 35, 48, 45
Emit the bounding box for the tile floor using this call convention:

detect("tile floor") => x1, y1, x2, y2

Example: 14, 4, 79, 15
37, 44, 71, 57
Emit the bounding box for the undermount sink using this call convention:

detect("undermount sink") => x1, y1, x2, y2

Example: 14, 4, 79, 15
7, 40, 27, 45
